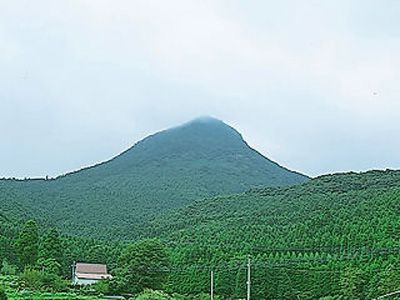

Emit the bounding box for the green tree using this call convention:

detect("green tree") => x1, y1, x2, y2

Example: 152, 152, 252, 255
375, 264, 400, 298
87, 244, 108, 264
16, 220, 39, 268
112, 239, 170, 294
39, 228, 62, 262
340, 266, 364, 300
20, 268, 67, 291
0, 260, 17, 275
36, 258, 61, 275
0, 287, 7, 300
134, 290, 174, 300
38, 228, 63, 274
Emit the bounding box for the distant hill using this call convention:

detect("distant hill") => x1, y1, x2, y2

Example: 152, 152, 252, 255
143, 170, 400, 298
0, 117, 308, 239
147, 169, 400, 245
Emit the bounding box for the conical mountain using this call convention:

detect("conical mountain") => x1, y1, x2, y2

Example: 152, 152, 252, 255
0, 117, 308, 239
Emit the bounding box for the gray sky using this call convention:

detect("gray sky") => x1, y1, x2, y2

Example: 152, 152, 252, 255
1, 0, 400, 178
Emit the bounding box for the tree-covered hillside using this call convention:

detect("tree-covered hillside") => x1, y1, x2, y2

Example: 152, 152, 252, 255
142, 170, 400, 299
0, 117, 308, 239
1, 170, 400, 299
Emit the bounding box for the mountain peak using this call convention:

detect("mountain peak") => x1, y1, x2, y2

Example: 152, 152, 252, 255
179, 116, 226, 129
189, 116, 223, 124
98, 117, 308, 187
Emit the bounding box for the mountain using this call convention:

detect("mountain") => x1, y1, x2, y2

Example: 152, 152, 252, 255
0, 117, 308, 239
1, 118, 399, 299
143, 170, 400, 299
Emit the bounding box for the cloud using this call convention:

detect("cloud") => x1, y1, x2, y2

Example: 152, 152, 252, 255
0, 0, 399, 177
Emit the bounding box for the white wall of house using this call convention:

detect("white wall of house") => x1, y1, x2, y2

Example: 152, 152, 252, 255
73, 276, 99, 286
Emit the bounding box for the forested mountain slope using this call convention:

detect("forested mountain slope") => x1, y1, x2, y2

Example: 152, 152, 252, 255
142, 170, 400, 299
1, 167, 400, 298
148, 169, 400, 246
0, 117, 308, 239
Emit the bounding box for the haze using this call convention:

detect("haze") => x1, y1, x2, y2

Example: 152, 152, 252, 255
1, 0, 400, 178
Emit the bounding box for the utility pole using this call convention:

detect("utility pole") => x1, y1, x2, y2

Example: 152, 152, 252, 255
71, 261, 76, 285
210, 269, 214, 300
247, 255, 251, 300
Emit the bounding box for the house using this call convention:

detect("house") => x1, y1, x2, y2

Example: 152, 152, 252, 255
72, 262, 112, 285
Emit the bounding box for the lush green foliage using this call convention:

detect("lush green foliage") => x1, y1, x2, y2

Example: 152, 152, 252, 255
0, 287, 7, 300
15, 220, 39, 268
1, 261, 16, 276
19, 268, 67, 291
111, 239, 170, 294
133, 290, 218, 300
0, 275, 108, 300
134, 289, 178, 300
39, 229, 63, 266
0, 222, 124, 285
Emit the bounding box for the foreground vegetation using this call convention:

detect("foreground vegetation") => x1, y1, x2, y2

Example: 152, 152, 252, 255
0, 275, 108, 299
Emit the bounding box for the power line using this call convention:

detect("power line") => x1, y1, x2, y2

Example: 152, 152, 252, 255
162, 241, 400, 254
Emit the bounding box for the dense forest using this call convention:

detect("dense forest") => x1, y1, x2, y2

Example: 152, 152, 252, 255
145, 169, 400, 299
0, 117, 307, 240
1, 170, 400, 299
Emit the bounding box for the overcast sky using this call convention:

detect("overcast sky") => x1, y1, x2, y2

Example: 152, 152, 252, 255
1, 0, 400, 178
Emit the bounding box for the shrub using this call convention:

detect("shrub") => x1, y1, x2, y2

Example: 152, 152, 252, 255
190, 293, 213, 300
36, 258, 61, 275
0, 287, 7, 300
1, 261, 17, 276
135, 289, 174, 300
20, 268, 68, 291
92, 279, 110, 295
